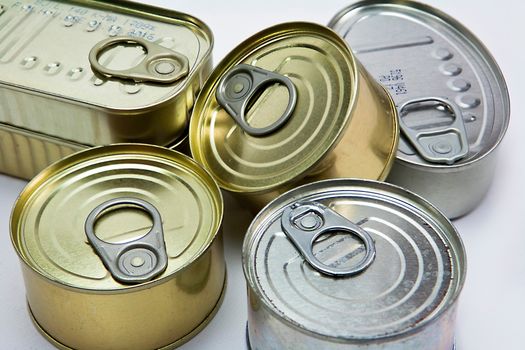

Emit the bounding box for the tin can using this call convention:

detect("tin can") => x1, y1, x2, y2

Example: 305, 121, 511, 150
328, 0, 510, 219
10, 144, 225, 349
190, 22, 398, 210
0, 0, 213, 179
243, 179, 466, 350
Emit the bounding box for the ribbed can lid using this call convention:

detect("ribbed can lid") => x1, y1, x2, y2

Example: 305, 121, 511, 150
190, 22, 359, 193
11, 144, 223, 291
243, 179, 465, 340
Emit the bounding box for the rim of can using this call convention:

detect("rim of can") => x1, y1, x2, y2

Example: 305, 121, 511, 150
189, 22, 361, 193
328, 0, 510, 170
10, 144, 223, 293
242, 178, 467, 342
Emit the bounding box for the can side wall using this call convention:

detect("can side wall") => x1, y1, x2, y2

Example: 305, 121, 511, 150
246, 288, 457, 349
0, 124, 85, 180
0, 84, 186, 146
387, 149, 499, 219
307, 67, 398, 182
20, 236, 225, 350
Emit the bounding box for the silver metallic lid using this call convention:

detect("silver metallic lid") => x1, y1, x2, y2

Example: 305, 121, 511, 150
243, 179, 466, 340
329, 0, 509, 168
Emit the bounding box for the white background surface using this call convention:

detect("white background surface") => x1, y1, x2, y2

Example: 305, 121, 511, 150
0, 0, 523, 349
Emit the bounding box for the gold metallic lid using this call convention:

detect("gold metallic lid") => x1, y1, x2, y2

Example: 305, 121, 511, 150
190, 22, 358, 193
11, 144, 223, 291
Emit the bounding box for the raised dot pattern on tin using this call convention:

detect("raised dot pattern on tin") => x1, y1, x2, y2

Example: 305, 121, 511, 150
44, 61, 62, 75
67, 67, 85, 80
254, 196, 453, 337
337, 7, 493, 161
20, 56, 38, 69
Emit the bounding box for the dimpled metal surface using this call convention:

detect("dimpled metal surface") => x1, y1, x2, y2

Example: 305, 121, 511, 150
329, 0, 510, 218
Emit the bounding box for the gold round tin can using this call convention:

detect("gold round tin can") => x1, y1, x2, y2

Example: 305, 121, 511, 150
190, 22, 399, 210
10, 144, 225, 349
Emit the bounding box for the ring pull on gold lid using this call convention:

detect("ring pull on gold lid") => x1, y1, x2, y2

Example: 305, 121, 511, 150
85, 197, 168, 284
89, 36, 189, 84
215, 64, 297, 136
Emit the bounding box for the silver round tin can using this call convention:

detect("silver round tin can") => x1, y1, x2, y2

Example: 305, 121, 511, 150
243, 179, 466, 349
328, 0, 510, 219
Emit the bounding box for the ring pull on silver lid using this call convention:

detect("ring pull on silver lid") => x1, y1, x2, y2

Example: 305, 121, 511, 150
89, 36, 189, 84
398, 97, 469, 164
85, 197, 168, 284
281, 202, 375, 277
215, 64, 297, 136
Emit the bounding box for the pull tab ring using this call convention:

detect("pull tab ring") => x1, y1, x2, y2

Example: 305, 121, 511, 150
281, 202, 375, 277
398, 97, 469, 165
215, 64, 297, 136
89, 36, 189, 84
85, 197, 168, 284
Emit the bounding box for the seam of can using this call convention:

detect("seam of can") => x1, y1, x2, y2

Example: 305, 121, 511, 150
190, 22, 360, 194
10, 144, 224, 294
328, 0, 511, 170
242, 178, 466, 343
26, 271, 228, 349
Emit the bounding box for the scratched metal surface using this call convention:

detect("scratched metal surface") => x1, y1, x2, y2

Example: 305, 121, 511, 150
0, 0, 523, 349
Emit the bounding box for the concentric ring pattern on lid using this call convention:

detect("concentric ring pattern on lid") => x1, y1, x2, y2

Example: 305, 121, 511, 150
243, 179, 465, 340
11, 144, 223, 291
190, 22, 358, 193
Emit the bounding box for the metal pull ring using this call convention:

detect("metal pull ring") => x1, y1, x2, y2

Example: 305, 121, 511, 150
398, 97, 469, 165
215, 64, 297, 136
89, 36, 189, 84
281, 202, 375, 277
85, 197, 168, 284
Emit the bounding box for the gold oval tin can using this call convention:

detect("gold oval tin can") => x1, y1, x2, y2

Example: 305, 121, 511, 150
328, 0, 510, 219
190, 22, 399, 210
243, 179, 466, 349
10, 144, 225, 349
0, 0, 213, 179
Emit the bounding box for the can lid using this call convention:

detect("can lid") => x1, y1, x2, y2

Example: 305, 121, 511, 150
329, 0, 510, 168
190, 22, 358, 193
0, 3, 212, 111
11, 144, 222, 291
243, 179, 466, 340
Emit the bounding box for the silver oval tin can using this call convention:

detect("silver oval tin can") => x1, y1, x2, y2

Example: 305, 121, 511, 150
328, 0, 510, 219
243, 179, 466, 349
